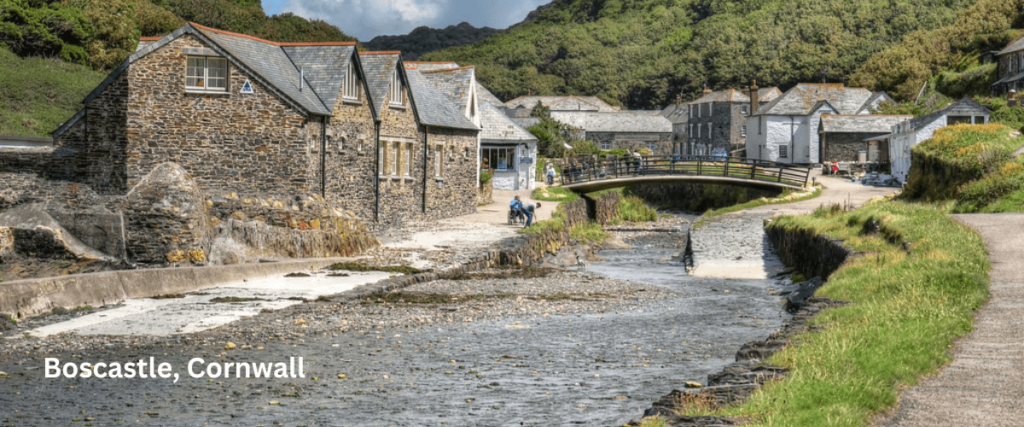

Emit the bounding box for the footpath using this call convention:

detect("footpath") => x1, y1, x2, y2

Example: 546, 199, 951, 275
880, 213, 1024, 427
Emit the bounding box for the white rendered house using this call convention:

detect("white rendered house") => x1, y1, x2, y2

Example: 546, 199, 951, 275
889, 98, 991, 184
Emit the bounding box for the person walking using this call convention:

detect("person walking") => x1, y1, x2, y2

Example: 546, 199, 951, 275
522, 201, 542, 227
546, 166, 555, 185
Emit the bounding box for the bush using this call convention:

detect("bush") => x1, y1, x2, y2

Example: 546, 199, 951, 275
479, 170, 493, 185
617, 195, 657, 222
934, 63, 997, 99
955, 164, 1024, 212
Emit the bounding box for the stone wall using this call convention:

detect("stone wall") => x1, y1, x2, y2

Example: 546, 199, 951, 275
820, 132, 884, 163
477, 179, 493, 205
83, 72, 130, 194
0, 227, 12, 257
377, 84, 426, 227
585, 191, 621, 225
493, 191, 614, 266
324, 82, 378, 222
424, 127, 479, 221
628, 183, 780, 212
0, 148, 52, 179
765, 220, 852, 280
126, 34, 315, 197
120, 163, 213, 265
591, 132, 672, 156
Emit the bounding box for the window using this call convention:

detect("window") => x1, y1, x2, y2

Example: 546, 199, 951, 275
379, 144, 386, 176
707, 123, 713, 138
482, 147, 516, 171
689, 105, 693, 118
389, 70, 404, 107
645, 142, 657, 154
186, 56, 227, 91
392, 142, 400, 176
343, 61, 360, 101
435, 145, 444, 178
698, 104, 702, 118
404, 143, 412, 177
741, 125, 747, 137
779, 145, 788, 158
741, 105, 749, 115
697, 124, 701, 138
689, 124, 693, 139
600, 142, 611, 150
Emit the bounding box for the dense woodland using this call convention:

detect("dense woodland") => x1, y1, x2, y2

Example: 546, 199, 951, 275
364, 22, 499, 60
5, 0, 1024, 137
424, 0, 1000, 108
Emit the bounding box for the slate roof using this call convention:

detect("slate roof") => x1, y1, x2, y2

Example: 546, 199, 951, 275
404, 68, 478, 130
754, 84, 876, 116
479, 103, 536, 142
505, 96, 618, 113
282, 45, 355, 111
405, 61, 460, 71
689, 87, 782, 104
476, 83, 504, 106
908, 97, 992, 130
998, 36, 1024, 56
358, 52, 402, 118
550, 111, 672, 133
820, 115, 913, 134
660, 103, 687, 124
418, 66, 474, 114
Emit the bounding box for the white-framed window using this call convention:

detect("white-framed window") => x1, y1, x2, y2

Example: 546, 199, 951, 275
600, 142, 612, 150
698, 104, 702, 118
741, 105, 749, 115
645, 142, 657, 154
697, 124, 701, 138
779, 145, 788, 158
379, 144, 386, 176
707, 123, 713, 138
689, 105, 693, 118
186, 56, 228, 91
481, 147, 516, 171
741, 125, 747, 137
404, 143, 412, 177
689, 124, 694, 139
389, 70, 404, 107
435, 145, 444, 178
343, 60, 360, 101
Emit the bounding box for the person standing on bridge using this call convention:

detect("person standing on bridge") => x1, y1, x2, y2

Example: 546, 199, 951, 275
631, 150, 642, 176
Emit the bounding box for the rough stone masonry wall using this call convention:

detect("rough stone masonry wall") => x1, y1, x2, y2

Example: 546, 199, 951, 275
424, 127, 478, 221
83, 72, 130, 194
324, 82, 378, 222
377, 85, 426, 227
765, 221, 852, 280
628, 182, 780, 211
125, 34, 315, 197
591, 132, 673, 156
821, 132, 883, 163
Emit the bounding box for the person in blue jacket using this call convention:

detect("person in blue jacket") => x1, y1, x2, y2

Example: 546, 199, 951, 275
510, 195, 525, 223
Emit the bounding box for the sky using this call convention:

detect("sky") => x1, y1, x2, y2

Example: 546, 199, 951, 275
262, 0, 551, 41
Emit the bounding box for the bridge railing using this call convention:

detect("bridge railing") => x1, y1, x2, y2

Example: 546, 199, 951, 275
558, 155, 811, 188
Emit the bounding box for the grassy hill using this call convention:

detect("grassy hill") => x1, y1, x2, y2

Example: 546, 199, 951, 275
364, 22, 499, 60
0, 47, 105, 137
422, 0, 978, 108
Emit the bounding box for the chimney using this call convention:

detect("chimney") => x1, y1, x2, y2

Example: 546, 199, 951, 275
749, 79, 760, 114
703, 84, 712, 96
675, 94, 681, 108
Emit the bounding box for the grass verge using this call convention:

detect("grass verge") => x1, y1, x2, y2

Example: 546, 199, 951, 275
532, 186, 580, 203
0, 47, 106, 137
687, 201, 989, 426
692, 187, 821, 230
570, 221, 610, 243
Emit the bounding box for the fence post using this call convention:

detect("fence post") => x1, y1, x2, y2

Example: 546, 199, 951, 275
804, 167, 811, 187
777, 166, 783, 183
697, 158, 702, 175
724, 156, 729, 178
750, 161, 756, 179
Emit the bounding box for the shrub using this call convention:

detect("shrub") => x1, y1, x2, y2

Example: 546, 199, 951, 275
617, 195, 657, 222
479, 170, 493, 185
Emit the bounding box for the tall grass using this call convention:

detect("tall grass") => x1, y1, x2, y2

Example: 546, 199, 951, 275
691, 201, 990, 426
532, 186, 580, 203
0, 48, 105, 137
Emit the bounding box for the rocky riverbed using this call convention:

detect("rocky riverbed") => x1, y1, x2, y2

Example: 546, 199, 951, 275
0, 212, 795, 426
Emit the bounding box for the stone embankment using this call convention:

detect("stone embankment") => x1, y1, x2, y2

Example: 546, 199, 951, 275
633, 210, 854, 426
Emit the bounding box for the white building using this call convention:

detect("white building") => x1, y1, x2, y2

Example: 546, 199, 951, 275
889, 98, 991, 184
746, 84, 891, 164
479, 103, 538, 190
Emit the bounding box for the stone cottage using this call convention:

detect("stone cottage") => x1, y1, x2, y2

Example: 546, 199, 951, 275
889, 98, 991, 184
549, 111, 673, 155
0, 22, 483, 267
659, 95, 688, 157
817, 114, 912, 164
685, 83, 782, 158
991, 35, 1024, 95
745, 84, 892, 164
504, 95, 619, 114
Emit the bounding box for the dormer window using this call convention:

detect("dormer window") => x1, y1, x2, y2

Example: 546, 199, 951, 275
389, 70, 404, 107
186, 56, 227, 92
343, 61, 360, 101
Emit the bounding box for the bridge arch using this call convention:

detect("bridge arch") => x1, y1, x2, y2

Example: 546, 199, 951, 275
557, 156, 811, 193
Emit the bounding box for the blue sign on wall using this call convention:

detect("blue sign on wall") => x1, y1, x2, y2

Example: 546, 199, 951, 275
519, 157, 533, 164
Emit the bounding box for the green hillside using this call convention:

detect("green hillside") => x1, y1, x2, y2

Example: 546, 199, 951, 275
422, 0, 977, 108
0, 46, 105, 137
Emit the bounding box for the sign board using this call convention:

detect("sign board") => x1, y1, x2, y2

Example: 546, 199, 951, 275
241, 80, 254, 94
519, 157, 533, 164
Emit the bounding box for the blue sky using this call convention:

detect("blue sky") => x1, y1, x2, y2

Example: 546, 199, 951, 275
262, 0, 550, 41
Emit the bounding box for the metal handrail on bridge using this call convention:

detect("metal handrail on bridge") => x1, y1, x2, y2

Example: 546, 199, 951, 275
558, 155, 812, 189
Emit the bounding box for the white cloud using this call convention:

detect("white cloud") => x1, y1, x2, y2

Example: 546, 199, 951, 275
280, 0, 549, 41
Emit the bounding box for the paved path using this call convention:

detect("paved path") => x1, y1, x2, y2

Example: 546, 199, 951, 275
880, 213, 1024, 427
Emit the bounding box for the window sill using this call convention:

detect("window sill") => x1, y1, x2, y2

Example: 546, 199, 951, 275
389, 104, 406, 110
186, 89, 230, 96
342, 98, 362, 106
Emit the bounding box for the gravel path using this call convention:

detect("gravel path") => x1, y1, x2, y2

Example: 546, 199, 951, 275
878, 213, 1024, 427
